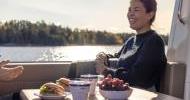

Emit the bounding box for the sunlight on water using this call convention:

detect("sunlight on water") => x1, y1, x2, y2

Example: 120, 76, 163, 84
0, 45, 167, 62
60, 46, 112, 61
0, 46, 121, 62
37, 46, 121, 61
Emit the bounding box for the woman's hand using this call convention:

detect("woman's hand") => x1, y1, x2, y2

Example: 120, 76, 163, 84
95, 52, 108, 74
0, 60, 24, 81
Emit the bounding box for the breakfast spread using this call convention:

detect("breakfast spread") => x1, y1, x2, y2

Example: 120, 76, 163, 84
39, 77, 70, 96
38, 75, 131, 100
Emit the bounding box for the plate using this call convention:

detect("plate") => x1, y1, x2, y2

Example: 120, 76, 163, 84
34, 92, 70, 99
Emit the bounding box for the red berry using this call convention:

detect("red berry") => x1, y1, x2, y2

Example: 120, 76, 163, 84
107, 80, 112, 86
119, 80, 124, 85
111, 79, 118, 86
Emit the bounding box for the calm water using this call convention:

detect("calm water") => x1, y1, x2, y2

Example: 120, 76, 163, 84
0, 45, 122, 62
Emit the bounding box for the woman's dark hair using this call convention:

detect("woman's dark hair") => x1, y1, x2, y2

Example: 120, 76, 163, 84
140, 0, 157, 25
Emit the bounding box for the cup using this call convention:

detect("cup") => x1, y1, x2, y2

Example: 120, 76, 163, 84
69, 80, 90, 100
80, 74, 98, 96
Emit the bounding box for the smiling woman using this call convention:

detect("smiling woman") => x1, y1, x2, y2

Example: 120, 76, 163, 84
95, 0, 167, 91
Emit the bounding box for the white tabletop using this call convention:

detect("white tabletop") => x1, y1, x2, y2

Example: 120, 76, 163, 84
20, 87, 183, 100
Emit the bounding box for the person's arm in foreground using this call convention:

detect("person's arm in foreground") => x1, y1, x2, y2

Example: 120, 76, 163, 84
0, 60, 24, 81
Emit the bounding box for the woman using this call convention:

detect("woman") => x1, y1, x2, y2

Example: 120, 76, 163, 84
0, 60, 23, 81
96, 0, 167, 91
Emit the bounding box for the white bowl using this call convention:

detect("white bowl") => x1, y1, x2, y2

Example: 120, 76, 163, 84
99, 88, 132, 100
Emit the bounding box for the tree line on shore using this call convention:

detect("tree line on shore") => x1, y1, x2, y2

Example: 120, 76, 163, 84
0, 20, 168, 46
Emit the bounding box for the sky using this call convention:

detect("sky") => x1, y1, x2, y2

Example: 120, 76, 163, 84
0, 0, 175, 35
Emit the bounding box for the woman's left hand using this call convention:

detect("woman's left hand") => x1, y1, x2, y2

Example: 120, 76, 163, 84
0, 60, 24, 81
95, 52, 108, 74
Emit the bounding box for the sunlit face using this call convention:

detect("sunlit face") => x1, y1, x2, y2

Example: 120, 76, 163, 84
127, 0, 153, 33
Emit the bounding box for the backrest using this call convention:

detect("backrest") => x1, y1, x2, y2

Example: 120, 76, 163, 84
0, 62, 71, 96
160, 62, 186, 99
69, 60, 97, 78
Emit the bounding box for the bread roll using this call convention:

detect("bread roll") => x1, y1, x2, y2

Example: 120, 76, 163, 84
56, 78, 70, 91
40, 82, 65, 96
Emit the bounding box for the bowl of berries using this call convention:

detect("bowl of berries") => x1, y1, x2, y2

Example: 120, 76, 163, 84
98, 75, 132, 100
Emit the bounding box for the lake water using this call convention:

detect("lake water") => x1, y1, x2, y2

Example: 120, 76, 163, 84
0, 45, 167, 62
0, 45, 122, 62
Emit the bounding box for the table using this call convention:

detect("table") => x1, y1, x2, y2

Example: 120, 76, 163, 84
20, 87, 183, 100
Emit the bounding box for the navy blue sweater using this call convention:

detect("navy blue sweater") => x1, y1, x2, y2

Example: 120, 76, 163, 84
104, 30, 167, 89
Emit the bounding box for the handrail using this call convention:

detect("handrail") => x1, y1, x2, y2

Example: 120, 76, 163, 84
177, 0, 185, 24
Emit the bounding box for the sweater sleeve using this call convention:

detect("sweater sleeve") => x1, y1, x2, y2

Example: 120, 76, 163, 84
126, 36, 166, 88
115, 36, 135, 58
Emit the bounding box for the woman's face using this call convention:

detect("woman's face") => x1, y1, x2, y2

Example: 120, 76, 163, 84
127, 0, 153, 33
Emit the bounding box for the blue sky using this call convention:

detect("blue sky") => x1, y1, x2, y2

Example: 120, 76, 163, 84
0, 0, 175, 35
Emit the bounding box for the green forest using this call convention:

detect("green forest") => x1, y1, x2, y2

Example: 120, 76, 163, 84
0, 20, 168, 46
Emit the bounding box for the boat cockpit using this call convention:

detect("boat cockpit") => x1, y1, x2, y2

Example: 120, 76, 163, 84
1, 0, 190, 99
